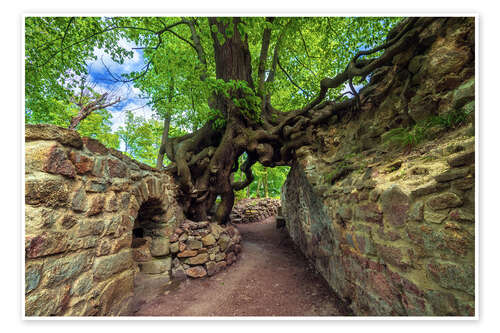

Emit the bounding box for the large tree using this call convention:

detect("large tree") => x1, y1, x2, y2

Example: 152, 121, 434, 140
25, 16, 430, 224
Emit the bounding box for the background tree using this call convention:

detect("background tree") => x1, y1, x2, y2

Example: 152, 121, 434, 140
68, 77, 121, 130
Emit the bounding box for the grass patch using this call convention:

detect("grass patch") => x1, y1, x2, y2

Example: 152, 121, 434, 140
382, 107, 473, 151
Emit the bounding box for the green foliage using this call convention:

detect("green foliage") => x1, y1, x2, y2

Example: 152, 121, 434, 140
207, 108, 226, 130
25, 15, 403, 189
25, 16, 401, 138
382, 107, 473, 150
233, 158, 290, 199
382, 125, 428, 150
25, 17, 132, 118
25, 98, 119, 149
206, 78, 262, 123
116, 111, 164, 166
428, 107, 473, 130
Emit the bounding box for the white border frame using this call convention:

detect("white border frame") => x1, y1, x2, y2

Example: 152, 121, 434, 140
20, 12, 479, 322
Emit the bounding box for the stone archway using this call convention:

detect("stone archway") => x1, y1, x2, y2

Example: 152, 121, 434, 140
129, 178, 173, 276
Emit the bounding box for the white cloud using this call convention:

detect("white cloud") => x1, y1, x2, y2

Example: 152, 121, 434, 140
109, 101, 156, 132
89, 37, 143, 76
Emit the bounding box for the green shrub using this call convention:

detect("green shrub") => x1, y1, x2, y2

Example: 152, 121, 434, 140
382, 107, 472, 150
428, 107, 473, 129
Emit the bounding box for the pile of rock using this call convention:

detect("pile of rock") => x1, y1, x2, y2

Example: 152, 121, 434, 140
230, 198, 281, 224
132, 220, 241, 279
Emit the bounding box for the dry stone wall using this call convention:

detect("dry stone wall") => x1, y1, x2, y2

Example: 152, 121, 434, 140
230, 198, 281, 223
281, 17, 475, 316
24, 124, 241, 316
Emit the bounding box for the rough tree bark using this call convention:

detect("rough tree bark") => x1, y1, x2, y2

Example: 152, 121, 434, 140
164, 17, 429, 225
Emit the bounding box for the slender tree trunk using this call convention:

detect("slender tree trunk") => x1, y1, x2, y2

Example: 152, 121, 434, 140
264, 169, 269, 198
156, 113, 171, 169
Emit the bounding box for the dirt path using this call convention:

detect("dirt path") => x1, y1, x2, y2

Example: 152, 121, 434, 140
131, 216, 351, 317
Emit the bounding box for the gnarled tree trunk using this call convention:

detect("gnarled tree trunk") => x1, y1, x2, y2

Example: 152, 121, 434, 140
165, 17, 430, 225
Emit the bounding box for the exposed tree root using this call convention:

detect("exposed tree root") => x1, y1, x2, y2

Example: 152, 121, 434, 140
164, 17, 435, 224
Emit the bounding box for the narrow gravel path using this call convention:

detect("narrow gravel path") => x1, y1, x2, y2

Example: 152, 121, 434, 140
131, 216, 351, 317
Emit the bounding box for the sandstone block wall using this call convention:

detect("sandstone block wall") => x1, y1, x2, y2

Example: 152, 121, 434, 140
24, 124, 185, 316
25, 124, 243, 316
281, 17, 475, 316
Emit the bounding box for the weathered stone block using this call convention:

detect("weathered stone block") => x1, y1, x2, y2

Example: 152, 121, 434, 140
186, 239, 203, 250
427, 259, 474, 296
408, 201, 424, 222
43, 144, 77, 178
447, 150, 474, 167
435, 167, 469, 183
104, 191, 119, 212
452, 79, 475, 109
201, 233, 216, 247
25, 174, 70, 208
426, 192, 463, 210
82, 137, 108, 155
206, 261, 217, 276
186, 266, 207, 278
76, 218, 105, 238
410, 180, 440, 199
43, 250, 94, 288
449, 208, 475, 223
169, 241, 179, 253
423, 207, 448, 224
93, 249, 133, 281
376, 244, 409, 270
380, 185, 410, 227
355, 202, 382, 225
85, 179, 109, 193
25, 284, 71, 316
150, 237, 170, 257
69, 151, 93, 174
26, 124, 83, 148
25, 231, 69, 259
218, 233, 231, 252
86, 194, 105, 216
210, 223, 225, 240
132, 238, 152, 262
172, 265, 187, 280
186, 253, 209, 265
177, 250, 197, 258
60, 214, 78, 229
107, 158, 128, 178
25, 261, 43, 293
451, 176, 474, 191
95, 270, 134, 315
139, 257, 172, 274
408, 93, 438, 122
70, 271, 93, 296
25, 141, 58, 173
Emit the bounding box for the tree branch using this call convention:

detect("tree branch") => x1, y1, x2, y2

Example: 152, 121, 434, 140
257, 17, 274, 96
277, 56, 310, 98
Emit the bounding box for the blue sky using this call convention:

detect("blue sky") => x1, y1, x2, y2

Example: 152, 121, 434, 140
85, 38, 155, 132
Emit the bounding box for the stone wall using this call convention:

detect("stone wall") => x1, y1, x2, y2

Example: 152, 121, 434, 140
281, 17, 475, 316
24, 124, 241, 316
230, 198, 281, 223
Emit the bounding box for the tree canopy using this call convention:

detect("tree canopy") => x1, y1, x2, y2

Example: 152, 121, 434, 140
25, 15, 412, 223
